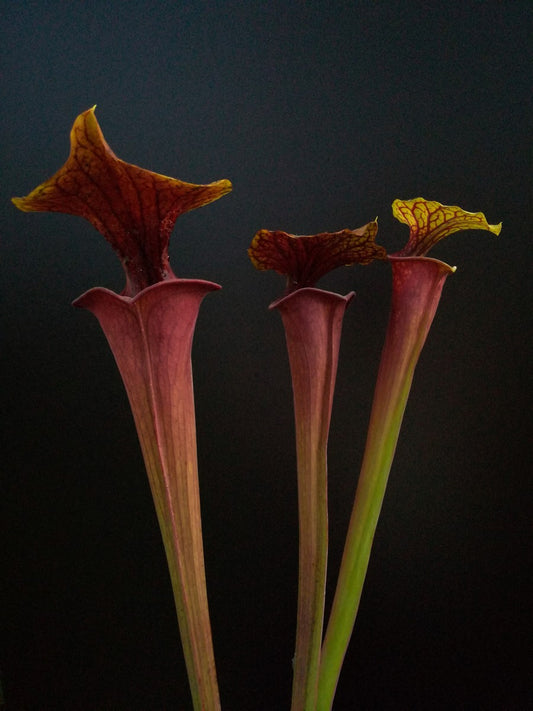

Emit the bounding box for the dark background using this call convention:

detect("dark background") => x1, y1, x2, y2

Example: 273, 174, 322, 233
1, 2, 531, 709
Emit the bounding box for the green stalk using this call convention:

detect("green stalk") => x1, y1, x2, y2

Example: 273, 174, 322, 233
275, 288, 353, 711
317, 257, 455, 710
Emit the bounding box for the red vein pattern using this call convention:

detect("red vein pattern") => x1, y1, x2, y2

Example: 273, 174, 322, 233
12, 107, 232, 295
392, 198, 501, 257
248, 222, 386, 290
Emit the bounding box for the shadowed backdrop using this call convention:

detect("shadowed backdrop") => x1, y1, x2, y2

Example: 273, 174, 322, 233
1, 2, 531, 709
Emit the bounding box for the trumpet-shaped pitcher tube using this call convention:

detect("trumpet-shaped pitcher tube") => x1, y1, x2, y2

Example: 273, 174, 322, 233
317, 256, 455, 710
250, 221, 385, 710
274, 288, 354, 711
317, 197, 500, 710
74, 279, 221, 711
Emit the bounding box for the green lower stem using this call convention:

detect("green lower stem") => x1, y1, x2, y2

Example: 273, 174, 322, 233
155, 485, 220, 711
316, 375, 412, 711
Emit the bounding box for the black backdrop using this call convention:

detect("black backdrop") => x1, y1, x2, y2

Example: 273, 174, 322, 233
2, 2, 531, 709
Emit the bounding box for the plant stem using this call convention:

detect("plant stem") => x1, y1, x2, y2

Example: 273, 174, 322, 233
317, 257, 454, 710
275, 288, 353, 711
75, 280, 221, 711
